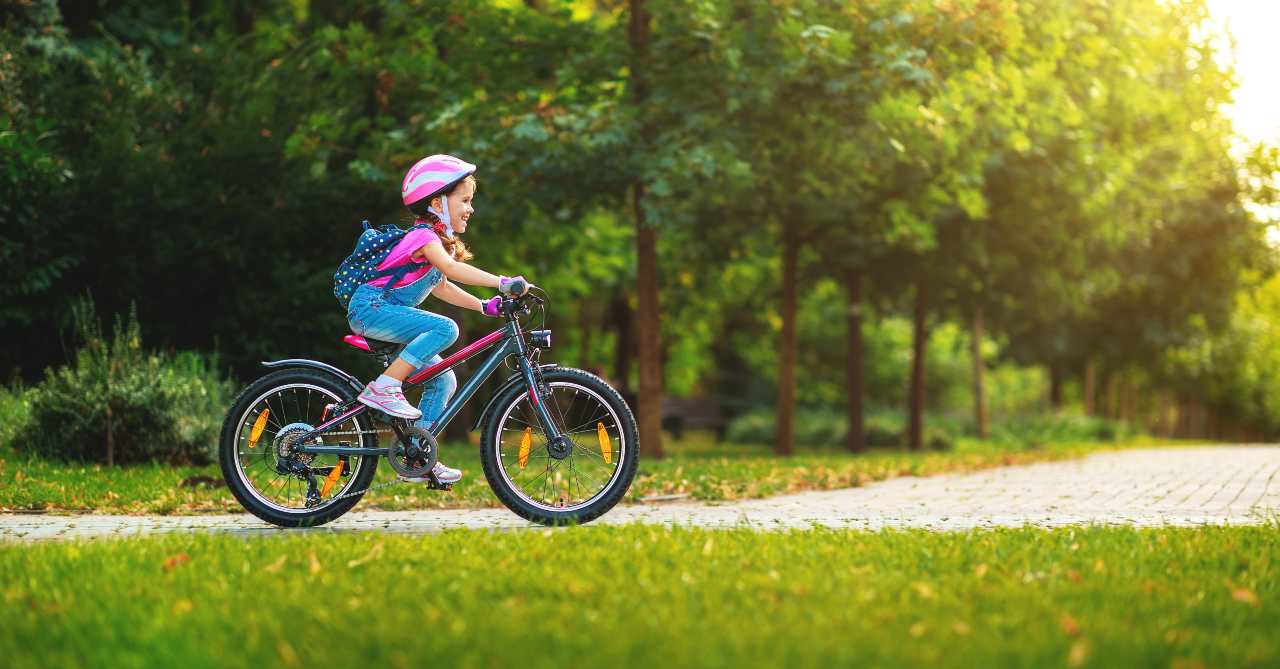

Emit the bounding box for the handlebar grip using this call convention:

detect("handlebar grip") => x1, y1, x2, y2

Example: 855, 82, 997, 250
506, 277, 528, 296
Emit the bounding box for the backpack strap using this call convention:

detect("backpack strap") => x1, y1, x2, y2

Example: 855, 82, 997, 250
370, 261, 429, 296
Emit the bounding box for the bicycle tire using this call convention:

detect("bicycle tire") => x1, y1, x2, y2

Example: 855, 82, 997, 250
479, 366, 639, 526
218, 368, 379, 528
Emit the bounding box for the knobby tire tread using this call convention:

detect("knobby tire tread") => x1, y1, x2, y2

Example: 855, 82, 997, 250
479, 366, 640, 526
218, 368, 379, 528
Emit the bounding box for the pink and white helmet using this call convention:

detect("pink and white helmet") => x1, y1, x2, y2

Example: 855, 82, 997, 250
401, 154, 476, 210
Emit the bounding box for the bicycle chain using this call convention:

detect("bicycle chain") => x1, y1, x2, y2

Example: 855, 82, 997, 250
308, 426, 441, 503
328, 476, 407, 502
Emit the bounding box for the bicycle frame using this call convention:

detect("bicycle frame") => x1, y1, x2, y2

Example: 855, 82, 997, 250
293, 318, 559, 457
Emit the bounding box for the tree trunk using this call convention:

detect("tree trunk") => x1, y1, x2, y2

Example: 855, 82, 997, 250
1105, 373, 1119, 419
845, 268, 865, 453
971, 303, 988, 439
630, 0, 664, 458
1048, 364, 1063, 410
1083, 358, 1096, 416
634, 189, 665, 459
1121, 376, 1137, 424
610, 292, 632, 393
775, 223, 798, 456
907, 280, 927, 450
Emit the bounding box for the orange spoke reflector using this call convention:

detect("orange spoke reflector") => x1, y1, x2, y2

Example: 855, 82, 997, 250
518, 427, 532, 469
320, 459, 344, 497
248, 409, 270, 449
597, 422, 611, 464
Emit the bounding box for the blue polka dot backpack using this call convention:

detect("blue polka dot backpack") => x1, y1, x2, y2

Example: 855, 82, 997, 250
333, 220, 431, 308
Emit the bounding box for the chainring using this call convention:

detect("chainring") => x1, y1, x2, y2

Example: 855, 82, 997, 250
386, 425, 438, 479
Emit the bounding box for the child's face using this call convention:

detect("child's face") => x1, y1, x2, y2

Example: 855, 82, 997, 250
435, 179, 476, 234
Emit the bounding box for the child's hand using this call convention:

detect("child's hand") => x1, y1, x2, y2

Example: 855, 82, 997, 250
498, 275, 530, 296
481, 296, 503, 317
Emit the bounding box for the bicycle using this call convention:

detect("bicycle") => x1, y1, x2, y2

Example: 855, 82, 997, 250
217, 288, 639, 527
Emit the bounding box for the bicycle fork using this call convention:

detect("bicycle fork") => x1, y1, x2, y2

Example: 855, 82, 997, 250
516, 356, 571, 459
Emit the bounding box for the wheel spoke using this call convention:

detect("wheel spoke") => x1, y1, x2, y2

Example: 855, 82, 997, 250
231, 382, 369, 513
493, 380, 626, 511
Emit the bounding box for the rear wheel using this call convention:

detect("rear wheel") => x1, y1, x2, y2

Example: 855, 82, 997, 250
480, 367, 639, 525
218, 368, 379, 527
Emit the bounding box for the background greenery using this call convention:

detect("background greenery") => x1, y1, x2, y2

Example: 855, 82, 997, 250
2, 0, 1277, 463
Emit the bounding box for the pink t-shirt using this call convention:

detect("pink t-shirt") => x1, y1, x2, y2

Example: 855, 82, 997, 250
365, 227, 441, 289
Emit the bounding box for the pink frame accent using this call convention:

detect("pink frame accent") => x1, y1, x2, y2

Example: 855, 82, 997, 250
405, 329, 507, 385
308, 328, 510, 436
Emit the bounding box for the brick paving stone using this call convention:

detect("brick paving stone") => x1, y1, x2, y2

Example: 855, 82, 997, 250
2, 446, 1278, 542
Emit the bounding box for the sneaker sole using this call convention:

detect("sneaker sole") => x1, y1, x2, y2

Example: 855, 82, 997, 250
400, 475, 463, 484
356, 395, 422, 420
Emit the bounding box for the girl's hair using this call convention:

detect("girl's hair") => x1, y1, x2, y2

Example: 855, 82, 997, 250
409, 175, 475, 262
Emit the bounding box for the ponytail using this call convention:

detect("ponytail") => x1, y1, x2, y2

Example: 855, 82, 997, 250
414, 211, 473, 262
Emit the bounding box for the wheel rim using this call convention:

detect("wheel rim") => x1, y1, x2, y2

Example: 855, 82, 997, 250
232, 383, 369, 514
494, 381, 625, 512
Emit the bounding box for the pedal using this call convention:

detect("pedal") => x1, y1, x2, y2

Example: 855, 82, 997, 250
394, 474, 452, 491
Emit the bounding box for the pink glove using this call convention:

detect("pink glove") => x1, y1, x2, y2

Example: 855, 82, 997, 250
481, 296, 502, 317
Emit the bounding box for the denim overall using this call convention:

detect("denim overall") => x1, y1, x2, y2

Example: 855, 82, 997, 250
346, 268, 458, 431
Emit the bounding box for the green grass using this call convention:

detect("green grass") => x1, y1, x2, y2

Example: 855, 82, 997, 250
1, 524, 1276, 668
0, 432, 1178, 514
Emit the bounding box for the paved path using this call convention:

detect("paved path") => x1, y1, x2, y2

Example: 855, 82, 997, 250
3, 447, 1279, 541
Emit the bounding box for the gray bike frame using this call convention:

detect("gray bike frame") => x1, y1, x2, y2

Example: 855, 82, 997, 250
296, 319, 561, 457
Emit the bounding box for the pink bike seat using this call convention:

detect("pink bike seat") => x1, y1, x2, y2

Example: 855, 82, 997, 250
342, 335, 372, 352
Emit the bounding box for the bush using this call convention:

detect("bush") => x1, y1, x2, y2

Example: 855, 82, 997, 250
864, 412, 904, 447
21, 301, 234, 465
725, 407, 849, 447
986, 412, 1133, 447
724, 407, 956, 450
0, 381, 32, 454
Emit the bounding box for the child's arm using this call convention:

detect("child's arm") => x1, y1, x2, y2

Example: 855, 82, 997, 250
432, 279, 485, 313
419, 242, 501, 288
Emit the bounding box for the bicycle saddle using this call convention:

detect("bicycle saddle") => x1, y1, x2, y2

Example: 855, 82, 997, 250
342, 334, 402, 355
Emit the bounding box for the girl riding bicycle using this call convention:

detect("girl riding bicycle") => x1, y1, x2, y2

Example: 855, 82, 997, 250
347, 154, 530, 484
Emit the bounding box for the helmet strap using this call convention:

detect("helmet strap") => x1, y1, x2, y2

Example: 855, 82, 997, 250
428, 197, 455, 238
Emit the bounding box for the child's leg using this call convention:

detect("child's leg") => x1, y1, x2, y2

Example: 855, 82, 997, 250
413, 354, 458, 432
355, 303, 459, 381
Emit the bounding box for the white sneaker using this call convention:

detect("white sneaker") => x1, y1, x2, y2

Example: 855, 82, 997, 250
356, 382, 422, 420
401, 461, 462, 485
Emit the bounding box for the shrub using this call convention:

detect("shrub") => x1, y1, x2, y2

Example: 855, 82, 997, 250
725, 407, 850, 447
0, 381, 32, 454
724, 407, 954, 449
864, 412, 904, 447
987, 412, 1133, 447
21, 301, 234, 465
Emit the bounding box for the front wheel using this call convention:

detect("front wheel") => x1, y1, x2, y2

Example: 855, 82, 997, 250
480, 367, 639, 526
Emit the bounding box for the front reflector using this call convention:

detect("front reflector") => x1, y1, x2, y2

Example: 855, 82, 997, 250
597, 422, 611, 464
518, 427, 532, 469
248, 409, 270, 448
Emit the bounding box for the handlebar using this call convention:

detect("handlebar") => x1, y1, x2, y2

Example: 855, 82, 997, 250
500, 287, 544, 320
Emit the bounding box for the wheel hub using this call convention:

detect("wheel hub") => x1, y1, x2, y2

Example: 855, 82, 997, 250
274, 422, 320, 466
547, 435, 572, 460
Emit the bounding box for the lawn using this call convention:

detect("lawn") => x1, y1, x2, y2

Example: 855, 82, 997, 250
0, 432, 1178, 514
1, 524, 1275, 668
